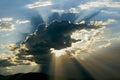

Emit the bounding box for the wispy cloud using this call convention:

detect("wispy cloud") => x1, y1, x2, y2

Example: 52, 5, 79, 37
27, 1, 52, 9
16, 20, 30, 24
0, 18, 13, 22
99, 41, 111, 48
98, 36, 120, 49
51, 8, 80, 14
79, 1, 120, 10
101, 10, 119, 14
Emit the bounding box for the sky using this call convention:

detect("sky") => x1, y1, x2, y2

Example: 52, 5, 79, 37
0, 0, 120, 79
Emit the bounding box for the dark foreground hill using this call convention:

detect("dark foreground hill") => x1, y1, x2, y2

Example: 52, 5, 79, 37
0, 73, 49, 80
0, 72, 95, 80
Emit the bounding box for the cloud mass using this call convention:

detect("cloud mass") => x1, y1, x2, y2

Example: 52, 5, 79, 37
0, 20, 104, 67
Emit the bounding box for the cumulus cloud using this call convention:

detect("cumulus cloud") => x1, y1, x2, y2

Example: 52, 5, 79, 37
0, 22, 14, 31
79, 1, 120, 10
16, 20, 30, 24
27, 1, 52, 9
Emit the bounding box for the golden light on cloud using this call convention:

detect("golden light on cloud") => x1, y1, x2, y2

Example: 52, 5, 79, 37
20, 44, 28, 50
50, 48, 66, 57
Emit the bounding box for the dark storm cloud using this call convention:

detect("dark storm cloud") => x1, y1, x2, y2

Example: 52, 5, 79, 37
24, 21, 81, 52
16, 20, 101, 64
17, 21, 82, 63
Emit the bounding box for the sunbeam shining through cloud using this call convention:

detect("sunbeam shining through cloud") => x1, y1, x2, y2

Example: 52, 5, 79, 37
0, 0, 120, 80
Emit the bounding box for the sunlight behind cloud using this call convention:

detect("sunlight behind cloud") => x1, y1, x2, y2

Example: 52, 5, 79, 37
49, 19, 116, 57
50, 22, 105, 57
50, 48, 66, 57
